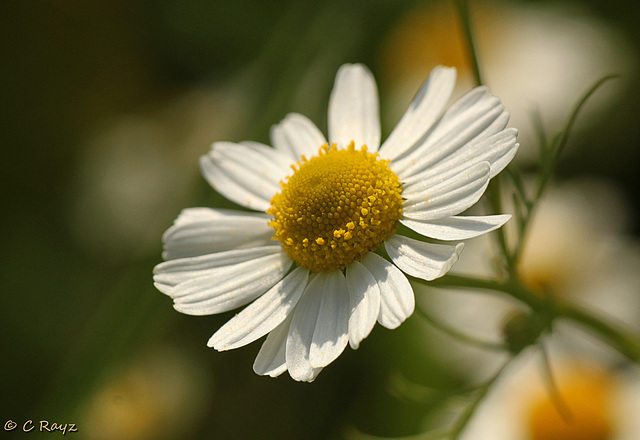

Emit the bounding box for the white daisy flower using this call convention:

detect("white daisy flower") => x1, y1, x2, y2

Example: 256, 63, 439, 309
153, 64, 519, 382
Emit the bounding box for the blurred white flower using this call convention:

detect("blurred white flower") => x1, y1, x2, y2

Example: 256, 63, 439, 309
461, 351, 640, 440
516, 179, 640, 323
380, 0, 637, 161
69, 83, 249, 258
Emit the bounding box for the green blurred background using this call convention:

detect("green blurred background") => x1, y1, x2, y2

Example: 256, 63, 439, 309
2, 0, 640, 439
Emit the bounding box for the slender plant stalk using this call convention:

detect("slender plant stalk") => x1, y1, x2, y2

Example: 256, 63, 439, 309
423, 274, 640, 364
452, 0, 515, 276
509, 75, 620, 268
538, 342, 574, 422
449, 360, 511, 439
555, 302, 640, 364
440, 2, 636, 439
450, 0, 630, 353
453, 0, 483, 86
535, 74, 619, 201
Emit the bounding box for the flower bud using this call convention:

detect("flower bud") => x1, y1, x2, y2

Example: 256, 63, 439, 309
502, 311, 547, 354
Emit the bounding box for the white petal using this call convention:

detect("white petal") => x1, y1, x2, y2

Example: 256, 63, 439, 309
253, 313, 293, 378
391, 87, 508, 179
402, 162, 491, 220
360, 252, 415, 330
209, 267, 309, 350
171, 206, 229, 224
379, 66, 457, 161
400, 215, 511, 241
171, 252, 293, 315
403, 128, 519, 187
154, 245, 282, 291
285, 275, 324, 382
199, 142, 290, 211
328, 64, 381, 151
346, 261, 381, 349
161, 208, 274, 260
385, 234, 464, 281
286, 271, 348, 380
309, 271, 350, 368
270, 113, 327, 162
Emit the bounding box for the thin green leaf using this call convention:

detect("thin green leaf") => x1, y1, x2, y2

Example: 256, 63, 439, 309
505, 166, 531, 209
554, 74, 619, 159
511, 192, 526, 239
531, 106, 549, 160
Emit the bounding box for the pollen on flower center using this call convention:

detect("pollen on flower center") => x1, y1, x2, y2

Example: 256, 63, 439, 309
268, 142, 403, 272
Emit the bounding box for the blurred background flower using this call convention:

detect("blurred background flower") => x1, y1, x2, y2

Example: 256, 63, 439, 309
2, 0, 640, 439
460, 351, 640, 440
379, 0, 638, 162
79, 345, 212, 440
69, 82, 249, 259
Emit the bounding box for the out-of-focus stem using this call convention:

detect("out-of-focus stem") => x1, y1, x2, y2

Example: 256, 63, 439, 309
426, 274, 640, 364
452, 0, 515, 277
453, 0, 484, 86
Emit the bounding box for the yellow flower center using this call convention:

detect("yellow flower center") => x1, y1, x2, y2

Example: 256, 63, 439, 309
526, 368, 615, 440
268, 142, 403, 272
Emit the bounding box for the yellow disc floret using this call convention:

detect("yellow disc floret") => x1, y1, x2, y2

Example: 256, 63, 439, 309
268, 142, 403, 272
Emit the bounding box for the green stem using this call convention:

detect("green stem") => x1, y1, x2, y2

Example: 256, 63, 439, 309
453, 0, 484, 86
555, 302, 640, 364
487, 177, 515, 277
552, 75, 619, 161
425, 274, 640, 364
538, 342, 574, 422
452, 0, 515, 276
450, 360, 511, 439
507, 76, 619, 270
535, 74, 618, 202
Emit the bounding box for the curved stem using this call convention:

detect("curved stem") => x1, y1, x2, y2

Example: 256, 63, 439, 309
538, 342, 573, 422
450, 359, 511, 439
551, 75, 619, 165
423, 274, 640, 364
555, 302, 640, 364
